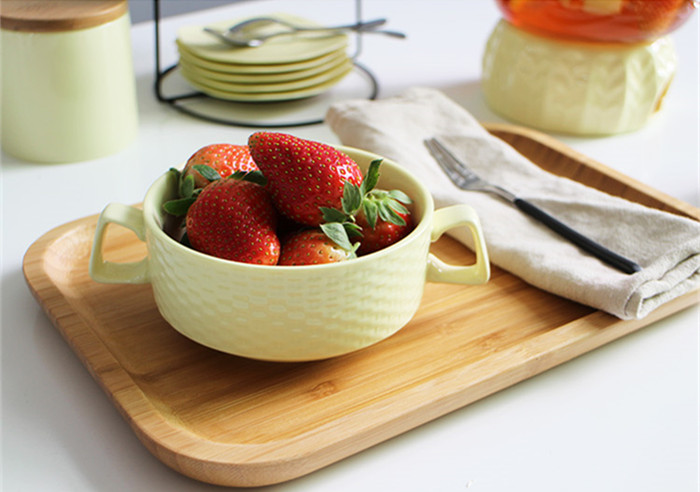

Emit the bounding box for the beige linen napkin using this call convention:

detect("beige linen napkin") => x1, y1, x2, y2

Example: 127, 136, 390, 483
326, 87, 700, 319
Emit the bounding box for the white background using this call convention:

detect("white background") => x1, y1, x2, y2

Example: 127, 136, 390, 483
2, 1, 698, 491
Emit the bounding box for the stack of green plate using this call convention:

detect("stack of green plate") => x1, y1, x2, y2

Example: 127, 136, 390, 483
176, 14, 355, 102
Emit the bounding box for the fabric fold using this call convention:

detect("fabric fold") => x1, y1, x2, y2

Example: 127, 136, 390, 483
326, 87, 700, 319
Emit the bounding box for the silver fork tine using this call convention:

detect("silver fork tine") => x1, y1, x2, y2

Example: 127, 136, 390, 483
426, 138, 481, 184
425, 138, 515, 201
424, 138, 472, 188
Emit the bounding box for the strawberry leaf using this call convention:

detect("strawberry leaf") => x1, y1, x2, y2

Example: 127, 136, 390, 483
230, 169, 268, 186
360, 159, 382, 195
180, 173, 195, 198
163, 197, 197, 216
343, 221, 364, 239
342, 182, 363, 215
388, 199, 409, 215
321, 207, 349, 223
387, 189, 412, 204
320, 222, 354, 252
377, 201, 406, 226
362, 200, 379, 229
245, 170, 268, 186
376, 201, 391, 222
192, 164, 221, 183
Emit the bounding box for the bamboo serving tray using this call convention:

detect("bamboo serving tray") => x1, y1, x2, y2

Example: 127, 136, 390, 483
23, 124, 699, 487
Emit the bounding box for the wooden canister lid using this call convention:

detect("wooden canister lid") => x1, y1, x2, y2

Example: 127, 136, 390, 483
0, 0, 128, 32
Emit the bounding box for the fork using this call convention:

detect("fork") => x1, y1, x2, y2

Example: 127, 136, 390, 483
204, 17, 403, 48
424, 137, 642, 274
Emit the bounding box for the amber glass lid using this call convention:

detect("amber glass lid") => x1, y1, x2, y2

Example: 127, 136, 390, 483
0, 0, 127, 32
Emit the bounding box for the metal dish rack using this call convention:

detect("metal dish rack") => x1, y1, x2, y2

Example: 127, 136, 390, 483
152, 0, 380, 127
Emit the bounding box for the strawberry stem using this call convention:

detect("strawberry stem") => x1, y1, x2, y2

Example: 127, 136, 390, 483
319, 158, 412, 251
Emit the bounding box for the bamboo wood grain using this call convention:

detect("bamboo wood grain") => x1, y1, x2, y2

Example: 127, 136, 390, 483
22, 124, 700, 487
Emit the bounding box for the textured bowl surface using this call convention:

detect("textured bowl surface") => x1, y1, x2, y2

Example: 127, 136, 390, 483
482, 20, 677, 135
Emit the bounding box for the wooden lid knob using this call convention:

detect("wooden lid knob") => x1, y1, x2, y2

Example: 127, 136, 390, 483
0, 0, 128, 32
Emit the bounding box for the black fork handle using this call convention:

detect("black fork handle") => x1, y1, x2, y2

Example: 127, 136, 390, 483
514, 198, 642, 274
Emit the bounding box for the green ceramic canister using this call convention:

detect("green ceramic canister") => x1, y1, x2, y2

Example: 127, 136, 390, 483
1, 0, 138, 163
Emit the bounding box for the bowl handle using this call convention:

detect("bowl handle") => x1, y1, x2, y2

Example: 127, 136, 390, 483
426, 204, 490, 285
89, 203, 150, 284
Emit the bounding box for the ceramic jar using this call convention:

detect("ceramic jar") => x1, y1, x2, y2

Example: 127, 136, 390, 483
1, 0, 138, 162
482, 0, 696, 135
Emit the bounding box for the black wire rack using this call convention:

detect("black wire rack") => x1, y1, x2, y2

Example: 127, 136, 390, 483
152, 0, 380, 128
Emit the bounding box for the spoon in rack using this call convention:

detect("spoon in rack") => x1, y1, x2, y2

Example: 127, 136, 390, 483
203, 17, 405, 47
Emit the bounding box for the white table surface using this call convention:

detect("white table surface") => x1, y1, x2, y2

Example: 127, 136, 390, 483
2, 1, 698, 491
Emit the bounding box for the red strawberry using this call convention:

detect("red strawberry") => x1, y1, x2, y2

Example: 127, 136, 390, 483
356, 210, 413, 255
185, 177, 280, 265
278, 229, 352, 266
183, 144, 257, 188
247, 132, 363, 226
315, 159, 415, 256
